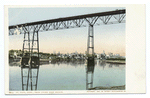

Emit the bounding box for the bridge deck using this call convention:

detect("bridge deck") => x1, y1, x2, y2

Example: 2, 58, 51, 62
9, 9, 125, 29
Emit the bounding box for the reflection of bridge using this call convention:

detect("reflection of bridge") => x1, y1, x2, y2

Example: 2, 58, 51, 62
86, 60, 123, 90
21, 65, 39, 90
86, 61, 95, 90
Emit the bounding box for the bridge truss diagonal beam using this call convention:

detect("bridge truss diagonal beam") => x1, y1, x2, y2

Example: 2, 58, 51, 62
8, 9, 126, 35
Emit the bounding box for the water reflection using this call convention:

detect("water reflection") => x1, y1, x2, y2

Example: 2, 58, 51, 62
21, 63, 40, 90
9, 59, 125, 90
86, 58, 95, 90
49, 59, 85, 67
109, 64, 113, 68
86, 59, 124, 90
98, 60, 122, 69
99, 61, 106, 70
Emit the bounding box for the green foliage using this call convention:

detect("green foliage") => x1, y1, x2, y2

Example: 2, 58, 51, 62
9, 49, 23, 56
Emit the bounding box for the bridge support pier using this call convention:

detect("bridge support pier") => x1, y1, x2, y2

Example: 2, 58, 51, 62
86, 24, 95, 90
22, 31, 40, 66
21, 29, 40, 90
87, 24, 95, 65
87, 24, 94, 57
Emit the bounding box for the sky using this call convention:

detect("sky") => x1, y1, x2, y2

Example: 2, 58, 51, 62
9, 7, 125, 56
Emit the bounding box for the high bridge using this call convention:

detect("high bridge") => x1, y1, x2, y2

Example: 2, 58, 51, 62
9, 9, 126, 59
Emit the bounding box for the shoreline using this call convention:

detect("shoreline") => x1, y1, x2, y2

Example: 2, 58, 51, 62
101, 60, 125, 64
9, 58, 126, 66
89, 85, 125, 90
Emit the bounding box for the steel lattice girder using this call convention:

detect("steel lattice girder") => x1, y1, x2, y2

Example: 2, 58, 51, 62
9, 9, 126, 35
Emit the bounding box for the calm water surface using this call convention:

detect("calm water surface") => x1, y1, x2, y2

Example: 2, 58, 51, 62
9, 60, 125, 90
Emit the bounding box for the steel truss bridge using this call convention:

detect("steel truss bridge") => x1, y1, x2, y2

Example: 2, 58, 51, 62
9, 9, 126, 90
9, 9, 125, 56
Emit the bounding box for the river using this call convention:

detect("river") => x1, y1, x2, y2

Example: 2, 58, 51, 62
9, 60, 125, 91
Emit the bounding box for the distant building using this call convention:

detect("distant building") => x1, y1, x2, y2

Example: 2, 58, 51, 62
100, 50, 106, 59
108, 52, 113, 57
106, 55, 110, 59
96, 54, 101, 59
114, 54, 120, 57
100, 54, 106, 59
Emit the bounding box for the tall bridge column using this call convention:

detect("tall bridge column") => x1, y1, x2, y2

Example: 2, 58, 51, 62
21, 29, 40, 66
87, 24, 95, 65
30, 31, 40, 66
87, 24, 94, 57
21, 27, 40, 90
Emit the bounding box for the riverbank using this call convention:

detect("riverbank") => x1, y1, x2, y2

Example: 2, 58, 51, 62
105, 60, 125, 64
9, 58, 86, 66
89, 85, 125, 90
9, 58, 126, 66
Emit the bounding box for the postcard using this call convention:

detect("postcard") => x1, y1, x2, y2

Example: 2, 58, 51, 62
5, 4, 146, 94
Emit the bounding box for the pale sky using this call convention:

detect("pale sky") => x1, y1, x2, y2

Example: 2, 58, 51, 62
9, 7, 125, 56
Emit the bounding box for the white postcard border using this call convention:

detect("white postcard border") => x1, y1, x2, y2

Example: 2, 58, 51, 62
5, 4, 146, 94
